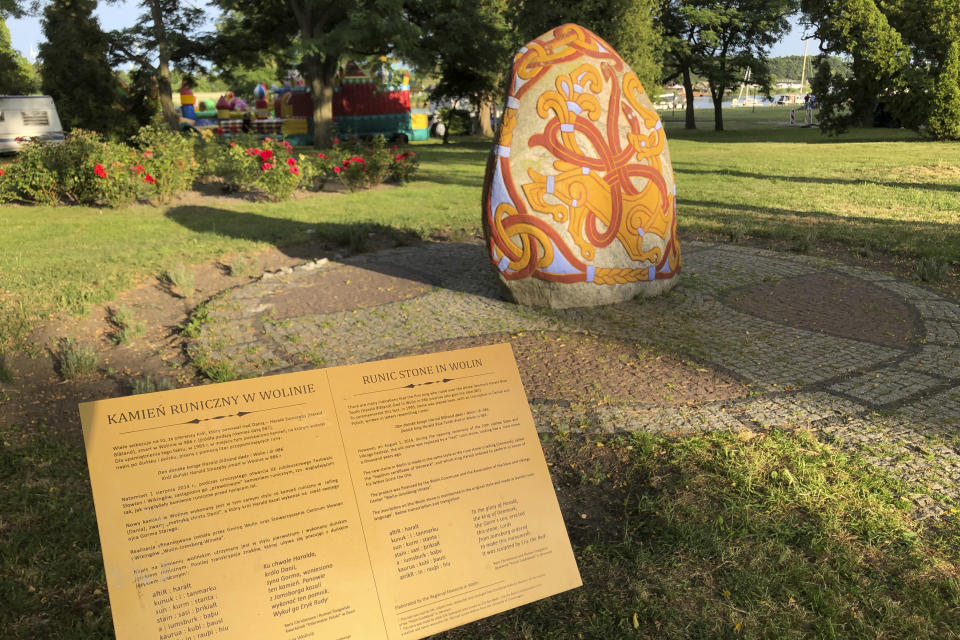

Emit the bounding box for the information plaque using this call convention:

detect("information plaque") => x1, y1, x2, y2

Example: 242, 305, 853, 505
79, 343, 581, 639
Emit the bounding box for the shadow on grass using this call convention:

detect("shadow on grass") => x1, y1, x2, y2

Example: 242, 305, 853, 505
677, 198, 960, 260
164, 205, 501, 299
664, 123, 922, 145
675, 165, 960, 193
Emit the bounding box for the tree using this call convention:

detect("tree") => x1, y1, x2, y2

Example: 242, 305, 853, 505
801, 0, 960, 137
660, 0, 795, 131
516, 0, 661, 95
108, 0, 208, 130
404, 0, 517, 138
40, 0, 132, 134
0, 0, 25, 18
212, 0, 416, 147
929, 41, 960, 140
0, 18, 39, 94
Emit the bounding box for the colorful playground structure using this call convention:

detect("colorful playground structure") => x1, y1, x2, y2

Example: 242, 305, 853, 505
179, 61, 429, 144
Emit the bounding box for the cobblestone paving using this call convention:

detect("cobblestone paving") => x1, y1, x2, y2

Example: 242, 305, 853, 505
190, 241, 960, 518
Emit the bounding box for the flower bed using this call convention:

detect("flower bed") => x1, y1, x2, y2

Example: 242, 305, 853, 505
0, 126, 420, 206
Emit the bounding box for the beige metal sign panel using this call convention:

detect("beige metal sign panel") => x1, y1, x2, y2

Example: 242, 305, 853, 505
79, 344, 581, 640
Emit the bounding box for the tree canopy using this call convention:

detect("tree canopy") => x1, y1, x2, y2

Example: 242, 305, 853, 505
108, 0, 210, 129
515, 0, 661, 94
403, 0, 516, 137
802, 0, 960, 138
660, 0, 797, 131
40, 0, 135, 135
0, 18, 39, 94
212, 0, 417, 145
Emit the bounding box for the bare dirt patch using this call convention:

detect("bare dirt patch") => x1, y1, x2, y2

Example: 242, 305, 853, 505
391, 331, 747, 406
266, 264, 434, 317
0, 245, 338, 444
724, 272, 917, 349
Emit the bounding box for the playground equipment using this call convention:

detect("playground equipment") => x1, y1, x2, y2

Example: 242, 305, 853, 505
179, 61, 429, 144
333, 60, 428, 142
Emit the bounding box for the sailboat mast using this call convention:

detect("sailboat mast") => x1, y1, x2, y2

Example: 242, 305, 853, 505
799, 36, 810, 95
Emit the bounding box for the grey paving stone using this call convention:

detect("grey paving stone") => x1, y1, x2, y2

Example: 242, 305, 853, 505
900, 345, 960, 379
740, 392, 867, 428
828, 368, 943, 406
898, 386, 960, 427
924, 320, 960, 346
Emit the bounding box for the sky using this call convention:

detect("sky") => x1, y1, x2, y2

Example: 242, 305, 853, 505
8, 8, 819, 65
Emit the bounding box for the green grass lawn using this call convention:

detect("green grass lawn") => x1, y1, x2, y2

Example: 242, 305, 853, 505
3, 424, 959, 638
665, 107, 960, 263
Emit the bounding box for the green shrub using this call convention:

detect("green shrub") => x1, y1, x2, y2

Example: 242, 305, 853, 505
336, 155, 369, 191
929, 41, 960, 141
209, 136, 300, 200
132, 124, 199, 202
160, 265, 195, 298
389, 150, 420, 184
297, 151, 336, 191
0, 139, 60, 204
55, 338, 99, 379
50, 130, 143, 207
108, 305, 145, 344
255, 138, 301, 201
916, 256, 952, 282
131, 375, 175, 394
0, 129, 162, 207
361, 135, 393, 187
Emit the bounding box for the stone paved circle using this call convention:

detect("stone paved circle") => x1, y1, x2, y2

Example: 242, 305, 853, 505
190, 241, 960, 519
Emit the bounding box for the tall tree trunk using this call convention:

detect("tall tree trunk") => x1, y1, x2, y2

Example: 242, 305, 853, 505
478, 99, 495, 137
710, 82, 725, 131
148, 0, 178, 131
682, 65, 696, 130
305, 55, 338, 148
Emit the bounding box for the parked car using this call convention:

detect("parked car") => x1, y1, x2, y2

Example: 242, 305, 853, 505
0, 95, 65, 153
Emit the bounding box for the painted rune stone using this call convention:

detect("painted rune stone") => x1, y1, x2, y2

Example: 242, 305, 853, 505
482, 23, 681, 308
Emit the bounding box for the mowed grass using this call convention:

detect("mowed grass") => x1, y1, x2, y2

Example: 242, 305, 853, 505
3, 424, 959, 638
0, 139, 486, 349
666, 106, 960, 260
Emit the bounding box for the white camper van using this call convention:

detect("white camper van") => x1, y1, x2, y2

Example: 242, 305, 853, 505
0, 95, 65, 153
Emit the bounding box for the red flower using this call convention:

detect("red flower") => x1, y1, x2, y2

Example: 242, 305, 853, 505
144, 173, 156, 184
94, 163, 107, 178
0, 169, 5, 177
333, 166, 341, 174
263, 137, 273, 143
280, 141, 293, 151
289, 167, 299, 176
143, 150, 153, 158
245, 148, 258, 156
395, 154, 403, 161
315, 152, 326, 159
230, 141, 237, 147
259, 149, 274, 161
215, 127, 224, 135
286, 157, 297, 167
333, 137, 339, 145
261, 162, 274, 171
132, 164, 145, 174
